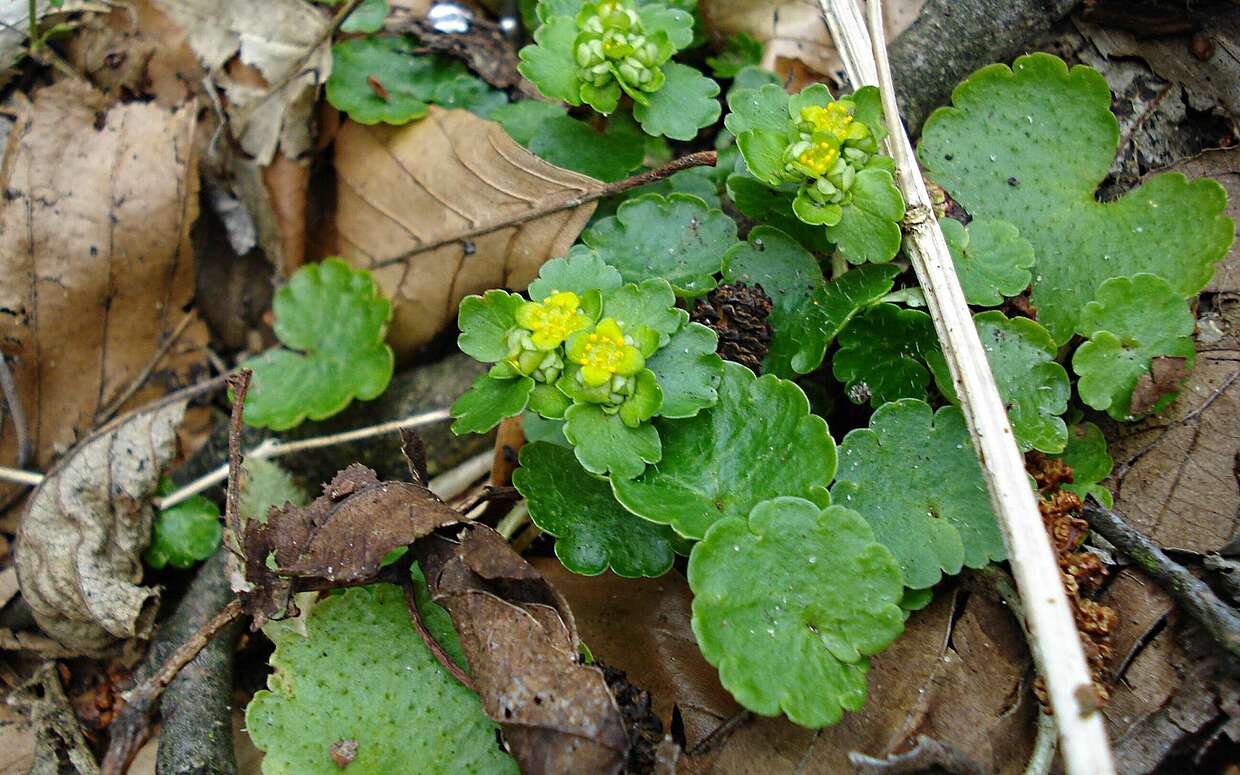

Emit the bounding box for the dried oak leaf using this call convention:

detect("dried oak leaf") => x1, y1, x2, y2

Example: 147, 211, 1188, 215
15, 397, 188, 654
333, 107, 604, 359
241, 463, 461, 627
416, 526, 629, 775
0, 81, 208, 514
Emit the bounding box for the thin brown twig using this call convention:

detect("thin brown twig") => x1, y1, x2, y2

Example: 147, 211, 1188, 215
224, 370, 252, 552
370, 151, 719, 271
0, 354, 31, 468
401, 574, 477, 691
687, 709, 754, 757
101, 599, 245, 775
1081, 498, 1240, 660
95, 313, 197, 424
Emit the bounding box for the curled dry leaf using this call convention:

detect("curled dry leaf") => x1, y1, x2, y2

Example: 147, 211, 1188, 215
0, 81, 207, 515
416, 526, 629, 774
334, 107, 603, 359
241, 463, 461, 627
15, 397, 188, 654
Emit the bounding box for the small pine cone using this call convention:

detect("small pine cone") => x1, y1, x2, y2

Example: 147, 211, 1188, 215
691, 282, 774, 372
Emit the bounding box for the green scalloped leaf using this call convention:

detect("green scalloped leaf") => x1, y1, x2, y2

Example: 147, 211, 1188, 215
1072, 273, 1196, 420
973, 312, 1069, 453
514, 442, 677, 577
431, 75, 507, 118
517, 16, 583, 106
326, 38, 468, 125
451, 376, 534, 435
919, 52, 1234, 343
633, 62, 721, 140
613, 362, 835, 540
824, 169, 905, 265
146, 493, 222, 570
243, 260, 394, 430
583, 193, 737, 297
706, 33, 763, 78
528, 248, 624, 301
725, 174, 833, 253
1053, 420, 1114, 508
723, 82, 791, 139
528, 112, 646, 182
688, 497, 904, 727
940, 218, 1035, 307
832, 304, 938, 406
522, 412, 571, 447
602, 278, 685, 345
899, 587, 934, 613
246, 585, 517, 775
492, 100, 565, 145
832, 400, 1005, 590
638, 4, 695, 50
456, 289, 525, 363
563, 403, 662, 478
340, 0, 388, 33
646, 322, 722, 417
722, 227, 898, 377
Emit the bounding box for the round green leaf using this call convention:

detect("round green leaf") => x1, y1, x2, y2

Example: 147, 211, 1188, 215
514, 442, 677, 577
146, 495, 222, 570
723, 82, 791, 137
646, 322, 722, 418
246, 585, 518, 775
973, 311, 1069, 453
340, 0, 388, 33
825, 199, 903, 265
633, 62, 721, 141
528, 247, 623, 301
492, 100, 565, 145
637, 4, 695, 50
613, 362, 835, 540
722, 227, 898, 377
623, 166, 722, 210
243, 260, 394, 430
919, 52, 1234, 343
849, 168, 905, 221
1052, 420, 1114, 508
584, 193, 737, 297
832, 303, 938, 406
940, 218, 1035, 307
451, 375, 534, 435
725, 174, 833, 253
522, 412, 571, 447
832, 400, 1005, 590
456, 289, 525, 363
688, 497, 904, 727
601, 278, 684, 345
563, 403, 662, 478
528, 112, 646, 182
517, 16, 583, 105
326, 38, 465, 125
1072, 273, 1196, 420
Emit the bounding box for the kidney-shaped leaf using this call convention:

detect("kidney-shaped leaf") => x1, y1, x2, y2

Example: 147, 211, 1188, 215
687, 497, 905, 728
832, 400, 1005, 590
613, 362, 835, 540
514, 442, 677, 578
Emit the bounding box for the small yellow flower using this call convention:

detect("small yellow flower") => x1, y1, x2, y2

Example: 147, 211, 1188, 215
514, 291, 591, 351
566, 318, 644, 387
795, 135, 840, 178
800, 102, 854, 139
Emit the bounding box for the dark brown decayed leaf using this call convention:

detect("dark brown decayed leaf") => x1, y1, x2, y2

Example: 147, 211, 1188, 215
0, 80, 207, 515
241, 463, 460, 627
333, 107, 603, 359
15, 397, 187, 653
417, 526, 628, 775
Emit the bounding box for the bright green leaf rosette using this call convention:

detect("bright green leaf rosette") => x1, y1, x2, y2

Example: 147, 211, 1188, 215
612, 361, 835, 540
451, 251, 723, 479
518, 0, 718, 138
246, 584, 518, 775
1072, 273, 1196, 420
919, 52, 1233, 344
687, 497, 904, 727
514, 442, 677, 577
145, 483, 222, 570
726, 83, 905, 263
832, 400, 1005, 590
242, 259, 394, 431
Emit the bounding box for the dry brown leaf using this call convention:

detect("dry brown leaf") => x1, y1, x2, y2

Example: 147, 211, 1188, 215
698, 586, 1037, 774
334, 107, 603, 359
533, 559, 739, 751
7, 662, 100, 774
0, 80, 207, 514
0, 698, 35, 775
418, 526, 628, 774
702, 0, 923, 80
14, 396, 186, 653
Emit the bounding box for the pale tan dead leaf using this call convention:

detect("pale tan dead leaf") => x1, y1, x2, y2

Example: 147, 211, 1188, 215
0, 699, 34, 775
14, 396, 187, 654
703, 0, 923, 80
6, 663, 99, 774
0, 80, 208, 515
153, 0, 329, 165
334, 107, 603, 359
